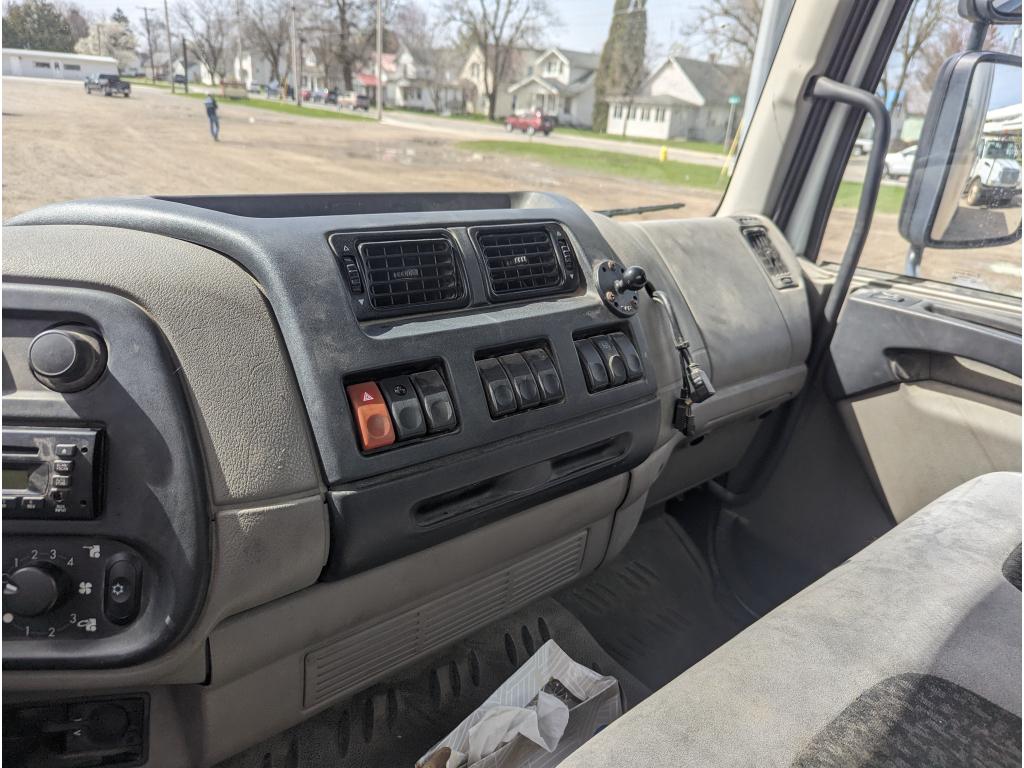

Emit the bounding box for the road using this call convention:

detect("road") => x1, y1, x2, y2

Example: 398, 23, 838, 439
2, 77, 1018, 295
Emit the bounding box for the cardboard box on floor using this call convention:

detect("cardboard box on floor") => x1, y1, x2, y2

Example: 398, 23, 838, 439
417, 640, 622, 768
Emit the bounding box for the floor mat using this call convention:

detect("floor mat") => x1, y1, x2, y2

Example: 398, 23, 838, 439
214, 598, 649, 768
554, 514, 750, 691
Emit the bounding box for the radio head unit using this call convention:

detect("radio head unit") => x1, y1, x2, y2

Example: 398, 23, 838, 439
2, 427, 101, 520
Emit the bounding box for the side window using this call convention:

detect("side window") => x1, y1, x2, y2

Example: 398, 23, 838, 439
819, 2, 1022, 297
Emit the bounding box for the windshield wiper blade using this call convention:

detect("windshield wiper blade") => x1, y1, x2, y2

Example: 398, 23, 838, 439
596, 202, 686, 218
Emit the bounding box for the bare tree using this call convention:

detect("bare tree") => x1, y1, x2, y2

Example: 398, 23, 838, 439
690, 0, 762, 67
878, 0, 953, 117
443, 0, 554, 121
394, 1, 460, 112
244, 0, 290, 85
176, 0, 230, 83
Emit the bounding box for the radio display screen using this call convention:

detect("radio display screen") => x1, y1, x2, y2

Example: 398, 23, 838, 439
3, 465, 35, 492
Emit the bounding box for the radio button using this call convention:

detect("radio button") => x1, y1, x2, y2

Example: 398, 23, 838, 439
2, 497, 21, 516
53, 460, 74, 473
20, 497, 46, 513
52, 475, 72, 489
55, 444, 77, 458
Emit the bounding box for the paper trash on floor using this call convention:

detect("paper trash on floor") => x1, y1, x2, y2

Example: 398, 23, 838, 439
417, 639, 622, 768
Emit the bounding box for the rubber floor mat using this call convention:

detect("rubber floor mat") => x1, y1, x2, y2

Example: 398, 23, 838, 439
555, 514, 749, 691
215, 598, 649, 768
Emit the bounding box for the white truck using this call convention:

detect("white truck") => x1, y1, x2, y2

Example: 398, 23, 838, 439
964, 135, 1022, 206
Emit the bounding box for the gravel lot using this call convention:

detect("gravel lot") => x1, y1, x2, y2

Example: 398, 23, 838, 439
3, 77, 1018, 295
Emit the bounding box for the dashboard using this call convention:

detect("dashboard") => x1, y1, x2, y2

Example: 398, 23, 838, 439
2, 191, 810, 766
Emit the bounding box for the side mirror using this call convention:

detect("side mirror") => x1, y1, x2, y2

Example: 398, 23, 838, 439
899, 51, 1022, 249
958, 0, 1022, 24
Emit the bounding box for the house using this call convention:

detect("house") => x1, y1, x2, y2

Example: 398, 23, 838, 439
460, 45, 542, 117
1, 48, 118, 80
388, 43, 464, 113
605, 56, 748, 143
507, 48, 599, 127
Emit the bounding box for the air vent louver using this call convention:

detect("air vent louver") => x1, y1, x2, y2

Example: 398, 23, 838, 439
359, 237, 463, 311
476, 227, 567, 299
743, 227, 797, 290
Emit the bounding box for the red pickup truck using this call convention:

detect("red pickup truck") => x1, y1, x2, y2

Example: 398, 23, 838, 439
505, 110, 555, 136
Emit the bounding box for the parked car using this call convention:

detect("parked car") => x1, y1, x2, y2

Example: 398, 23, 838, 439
324, 89, 339, 105
852, 136, 873, 156
337, 91, 370, 110
173, 74, 187, 85
883, 145, 916, 178
963, 136, 1022, 206
84, 74, 131, 97
505, 110, 555, 136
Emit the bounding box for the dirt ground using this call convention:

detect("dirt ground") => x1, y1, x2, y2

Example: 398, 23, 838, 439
3, 77, 1019, 296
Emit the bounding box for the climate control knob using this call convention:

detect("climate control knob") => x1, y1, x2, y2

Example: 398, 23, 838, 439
28, 326, 107, 392
3, 564, 68, 617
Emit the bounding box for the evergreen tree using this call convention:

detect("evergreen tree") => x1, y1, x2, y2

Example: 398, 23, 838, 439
2, 0, 76, 52
593, 0, 647, 133
111, 7, 130, 26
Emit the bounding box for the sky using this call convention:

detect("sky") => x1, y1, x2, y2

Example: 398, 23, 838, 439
68, 0, 706, 57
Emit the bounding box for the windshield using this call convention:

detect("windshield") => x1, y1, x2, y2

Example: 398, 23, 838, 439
2, 0, 786, 221
984, 140, 1019, 159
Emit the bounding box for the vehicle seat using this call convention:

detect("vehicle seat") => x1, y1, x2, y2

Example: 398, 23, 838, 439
562, 472, 1022, 767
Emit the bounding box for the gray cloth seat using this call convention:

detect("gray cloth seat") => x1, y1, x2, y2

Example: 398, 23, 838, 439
561, 472, 1023, 767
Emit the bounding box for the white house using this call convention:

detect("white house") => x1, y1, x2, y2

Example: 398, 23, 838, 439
2, 48, 119, 80
507, 48, 599, 127
460, 45, 542, 118
606, 56, 748, 143
387, 43, 464, 113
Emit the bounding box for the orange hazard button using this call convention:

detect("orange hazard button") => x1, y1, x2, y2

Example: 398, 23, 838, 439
346, 381, 395, 450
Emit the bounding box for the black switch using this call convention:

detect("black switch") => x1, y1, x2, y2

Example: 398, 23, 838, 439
410, 370, 457, 433
498, 353, 541, 409
576, 339, 610, 392
591, 335, 628, 386
104, 559, 141, 625
477, 358, 517, 417
522, 349, 563, 404
379, 376, 427, 440
610, 332, 643, 381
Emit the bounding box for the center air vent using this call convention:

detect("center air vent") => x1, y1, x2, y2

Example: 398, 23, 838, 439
340, 234, 467, 318
474, 225, 580, 301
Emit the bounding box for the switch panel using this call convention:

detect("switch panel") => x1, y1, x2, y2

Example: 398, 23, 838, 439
347, 368, 457, 452
576, 332, 644, 393
478, 346, 563, 419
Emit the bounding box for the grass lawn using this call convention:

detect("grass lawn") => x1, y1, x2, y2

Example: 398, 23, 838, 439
555, 125, 728, 155
461, 140, 906, 213
459, 140, 731, 191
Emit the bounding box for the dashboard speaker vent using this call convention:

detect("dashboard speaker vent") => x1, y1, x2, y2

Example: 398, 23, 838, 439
742, 226, 797, 290
359, 236, 464, 312
475, 226, 578, 300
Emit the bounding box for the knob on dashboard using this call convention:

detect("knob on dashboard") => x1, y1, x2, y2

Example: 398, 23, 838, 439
3, 564, 68, 617
28, 326, 107, 392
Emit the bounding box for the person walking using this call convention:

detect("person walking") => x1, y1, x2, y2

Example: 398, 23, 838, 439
204, 94, 220, 141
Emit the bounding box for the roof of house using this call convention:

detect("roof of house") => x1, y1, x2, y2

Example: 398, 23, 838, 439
606, 93, 689, 106
668, 56, 747, 105
2, 47, 117, 64
555, 48, 600, 71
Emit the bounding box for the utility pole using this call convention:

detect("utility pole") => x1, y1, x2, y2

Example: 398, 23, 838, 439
163, 0, 175, 94
138, 7, 157, 83
289, 3, 301, 106
375, 0, 383, 120
182, 38, 189, 94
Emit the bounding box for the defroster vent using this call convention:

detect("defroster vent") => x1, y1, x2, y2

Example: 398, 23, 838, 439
742, 226, 797, 290
475, 225, 579, 301
359, 236, 466, 313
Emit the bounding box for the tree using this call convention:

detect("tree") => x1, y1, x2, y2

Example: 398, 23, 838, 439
878, 0, 952, 117
593, 0, 647, 132
176, 0, 230, 83
111, 6, 129, 25
244, 0, 290, 86
690, 0, 762, 67
2, 0, 78, 51
444, 0, 554, 120
74, 18, 138, 70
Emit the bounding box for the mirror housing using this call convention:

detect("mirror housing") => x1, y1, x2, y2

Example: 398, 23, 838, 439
958, 0, 1022, 24
898, 51, 1022, 250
